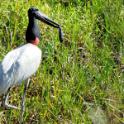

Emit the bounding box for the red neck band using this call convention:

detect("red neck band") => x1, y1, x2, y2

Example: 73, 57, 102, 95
31, 37, 39, 45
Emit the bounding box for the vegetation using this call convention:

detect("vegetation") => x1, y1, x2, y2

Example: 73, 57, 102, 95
0, 0, 124, 123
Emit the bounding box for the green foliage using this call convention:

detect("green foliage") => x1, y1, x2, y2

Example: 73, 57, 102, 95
0, 0, 123, 123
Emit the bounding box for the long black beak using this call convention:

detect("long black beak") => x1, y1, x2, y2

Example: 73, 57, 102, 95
34, 11, 63, 43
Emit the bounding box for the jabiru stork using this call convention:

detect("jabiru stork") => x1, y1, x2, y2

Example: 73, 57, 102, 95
0, 7, 63, 120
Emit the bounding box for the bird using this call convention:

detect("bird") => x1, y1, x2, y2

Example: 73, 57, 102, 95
0, 7, 63, 121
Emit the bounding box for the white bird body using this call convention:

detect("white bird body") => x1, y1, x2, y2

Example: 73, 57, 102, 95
0, 43, 41, 94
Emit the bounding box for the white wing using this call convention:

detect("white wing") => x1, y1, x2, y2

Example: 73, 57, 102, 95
0, 43, 42, 94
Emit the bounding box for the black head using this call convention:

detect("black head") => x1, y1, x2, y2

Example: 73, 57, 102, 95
26, 7, 63, 44
28, 7, 38, 19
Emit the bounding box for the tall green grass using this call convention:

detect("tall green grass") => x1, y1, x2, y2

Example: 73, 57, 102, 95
0, 0, 123, 123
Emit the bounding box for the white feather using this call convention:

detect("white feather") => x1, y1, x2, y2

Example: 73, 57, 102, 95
0, 43, 42, 94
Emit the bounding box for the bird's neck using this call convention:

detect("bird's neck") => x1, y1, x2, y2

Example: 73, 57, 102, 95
26, 18, 40, 46
31, 37, 40, 45
29, 17, 35, 25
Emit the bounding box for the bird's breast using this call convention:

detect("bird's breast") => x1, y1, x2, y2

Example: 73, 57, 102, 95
14, 44, 42, 83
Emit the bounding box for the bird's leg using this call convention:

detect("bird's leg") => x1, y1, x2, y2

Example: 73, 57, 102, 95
2, 87, 19, 109
20, 78, 30, 123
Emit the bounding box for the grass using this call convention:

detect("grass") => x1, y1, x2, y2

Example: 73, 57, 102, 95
0, 0, 124, 123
